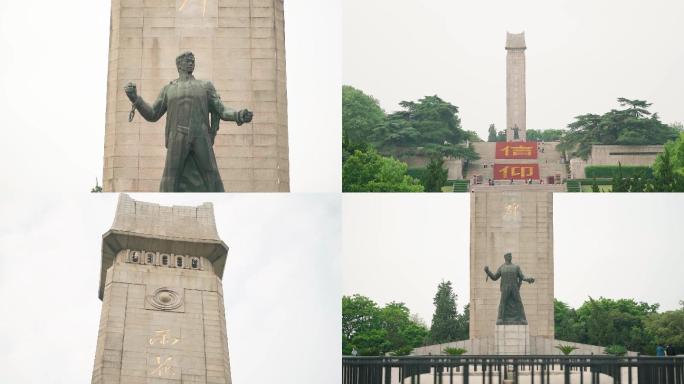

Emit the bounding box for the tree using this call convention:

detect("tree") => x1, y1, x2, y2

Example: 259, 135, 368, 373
644, 306, 684, 355
342, 85, 386, 146
576, 297, 658, 353
342, 295, 382, 355
652, 132, 684, 191
487, 124, 497, 142
422, 157, 448, 192
342, 148, 424, 192
374, 95, 479, 161
559, 98, 679, 160
526, 129, 564, 142
342, 295, 428, 356
554, 299, 583, 341
428, 281, 467, 344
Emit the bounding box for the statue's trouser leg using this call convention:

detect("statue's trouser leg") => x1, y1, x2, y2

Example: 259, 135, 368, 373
160, 130, 192, 192
189, 133, 225, 192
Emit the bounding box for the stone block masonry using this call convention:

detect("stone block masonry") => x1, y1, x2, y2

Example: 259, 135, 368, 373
92, 194, 232, 383
103, 0, 289, 192
469, 187, 559, 353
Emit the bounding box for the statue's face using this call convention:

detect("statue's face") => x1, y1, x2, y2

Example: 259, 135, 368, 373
504, 253, 512, 262
178, 54, 195, 73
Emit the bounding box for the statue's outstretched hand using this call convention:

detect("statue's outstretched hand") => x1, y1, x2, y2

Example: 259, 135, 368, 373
527, 278, 535, 284
124, 82, 138, 103
484, 266, 490, 273
237, 109, 253, 124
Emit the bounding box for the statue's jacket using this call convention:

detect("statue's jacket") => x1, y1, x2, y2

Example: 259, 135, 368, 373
133, 76, 238, 192
135, 77, 236, 147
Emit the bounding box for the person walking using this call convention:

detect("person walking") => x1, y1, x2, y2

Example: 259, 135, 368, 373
666, 344, 675, 356
656, 344, 666, 356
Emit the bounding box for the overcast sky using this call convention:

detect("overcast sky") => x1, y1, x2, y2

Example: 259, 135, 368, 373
0, 192, 340, 383
343, 193, 684, 325
0, 0, 341, 193
343, 0, 684, 140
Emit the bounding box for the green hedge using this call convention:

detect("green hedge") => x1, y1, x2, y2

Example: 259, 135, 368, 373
585, 165, 653, 179
570, 178, 613, 186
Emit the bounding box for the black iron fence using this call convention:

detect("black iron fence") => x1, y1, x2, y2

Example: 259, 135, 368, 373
342, 355, 684, 384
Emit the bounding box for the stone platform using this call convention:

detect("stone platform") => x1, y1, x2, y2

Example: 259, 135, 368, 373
495, 324, 530, 355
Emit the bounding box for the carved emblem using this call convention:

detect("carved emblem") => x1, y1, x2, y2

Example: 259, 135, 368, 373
147, 287, 183, 311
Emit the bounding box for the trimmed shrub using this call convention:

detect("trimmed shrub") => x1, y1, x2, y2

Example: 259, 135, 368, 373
604, 345, 628, 356
585, 165, 653, 179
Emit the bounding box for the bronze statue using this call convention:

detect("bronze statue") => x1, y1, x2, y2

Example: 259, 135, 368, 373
124, 51, 253, 192
484, 252, 535, 325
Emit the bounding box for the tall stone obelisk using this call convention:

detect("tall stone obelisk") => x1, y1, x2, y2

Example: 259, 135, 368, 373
91, 194, 232, 383
103, 0, 289, 192
505, 32, 526, 142
469, 185, 563, 354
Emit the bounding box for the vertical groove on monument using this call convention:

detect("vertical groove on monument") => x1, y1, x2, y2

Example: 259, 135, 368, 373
103, 0, 289, 192
469, 189, 555, 354
505, 32, 526, 142
91, 194, 232, 383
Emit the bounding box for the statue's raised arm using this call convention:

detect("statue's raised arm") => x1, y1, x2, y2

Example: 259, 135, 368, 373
484, 265, 500, 281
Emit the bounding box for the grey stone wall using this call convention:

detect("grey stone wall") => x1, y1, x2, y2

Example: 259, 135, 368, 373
103, 0, 289, 192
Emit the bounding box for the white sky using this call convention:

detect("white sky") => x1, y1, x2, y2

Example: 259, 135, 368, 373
0, 193, 341, 383
0, 0, 341, 193
342, 193, 684, 325
343, 0, 684, 140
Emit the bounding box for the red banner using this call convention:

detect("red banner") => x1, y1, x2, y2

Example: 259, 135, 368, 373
495, 142, 537, 159
493, 164, 540, 180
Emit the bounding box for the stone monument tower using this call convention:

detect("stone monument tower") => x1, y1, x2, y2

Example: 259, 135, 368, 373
469, 185, 563, 354
505, 32, 526, 142
91, 194, 232, 383
103, 0, 289, 192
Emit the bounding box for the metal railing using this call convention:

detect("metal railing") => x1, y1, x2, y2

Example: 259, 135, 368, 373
342, 355, 684, 384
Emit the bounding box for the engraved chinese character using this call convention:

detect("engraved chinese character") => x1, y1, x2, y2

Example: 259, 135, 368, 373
150, 356, 175, 377
149, 329, 180, 346
511, 146, 533, 156
509, 166, 529, 178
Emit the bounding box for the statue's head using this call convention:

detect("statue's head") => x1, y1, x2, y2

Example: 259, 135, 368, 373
176, 51, 195, 74
504, 252, 512, 263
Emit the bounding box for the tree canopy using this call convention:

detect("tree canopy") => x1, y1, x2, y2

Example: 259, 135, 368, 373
342, 85, 386, 145
553, 297, 683, 355
342, 294, 428, 356
527, 129, 564, 142
374, 95, 481, 160
559, 98, 679, 160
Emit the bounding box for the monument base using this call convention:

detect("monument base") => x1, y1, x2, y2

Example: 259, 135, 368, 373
495, 324, 530, 355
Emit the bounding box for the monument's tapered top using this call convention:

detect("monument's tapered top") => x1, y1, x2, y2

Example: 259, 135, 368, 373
98, 194, 229, 299
505, 32, 526, 50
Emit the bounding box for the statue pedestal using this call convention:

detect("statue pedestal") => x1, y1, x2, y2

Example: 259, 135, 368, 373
495, 324, 530, 355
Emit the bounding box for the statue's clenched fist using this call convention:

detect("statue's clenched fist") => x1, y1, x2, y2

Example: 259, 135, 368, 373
124, 82, 138, 103
236, 109, 253, 125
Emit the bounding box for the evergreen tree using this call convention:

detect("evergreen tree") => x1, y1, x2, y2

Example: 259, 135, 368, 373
422, 157, 448, 192
429, 281, 462, 344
